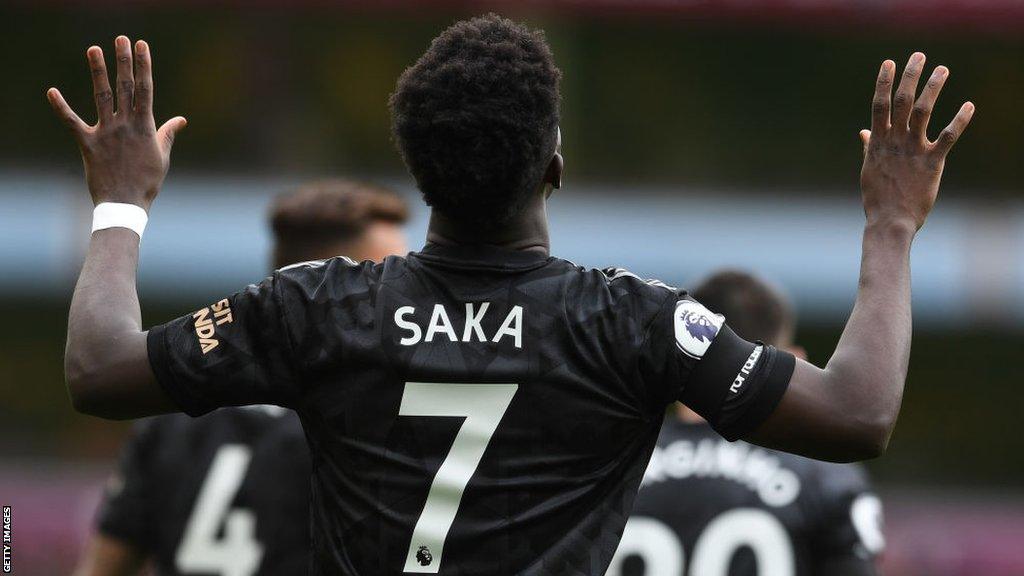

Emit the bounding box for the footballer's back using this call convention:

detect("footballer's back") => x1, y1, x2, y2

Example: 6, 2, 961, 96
96, 407, 311, 576
292, 245, 670, 575
609, 419, 885, 576
148, 244, 796, 575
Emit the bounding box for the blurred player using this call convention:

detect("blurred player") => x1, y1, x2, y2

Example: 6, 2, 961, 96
72, 181, 409, 576
608, 270, 885, 576
49, 14, 972, 575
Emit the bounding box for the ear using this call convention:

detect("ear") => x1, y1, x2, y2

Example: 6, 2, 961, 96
544, 151, 563, 191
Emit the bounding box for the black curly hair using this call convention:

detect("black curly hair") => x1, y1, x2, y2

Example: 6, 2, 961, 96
389, 14, 562, 228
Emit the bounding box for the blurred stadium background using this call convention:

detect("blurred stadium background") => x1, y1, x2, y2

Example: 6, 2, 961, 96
3, 1, 1024, 574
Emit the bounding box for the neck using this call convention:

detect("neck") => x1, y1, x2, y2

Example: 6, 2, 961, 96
425, 197, 551, 256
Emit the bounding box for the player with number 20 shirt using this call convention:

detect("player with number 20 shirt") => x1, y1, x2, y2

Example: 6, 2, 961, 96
610, 271, 885, 576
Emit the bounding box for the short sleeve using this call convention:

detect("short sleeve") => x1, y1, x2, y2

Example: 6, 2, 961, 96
147, 272, 301, 416
811, 464, 885, 572
641, 295, 795, 440
95, 419, 159, 550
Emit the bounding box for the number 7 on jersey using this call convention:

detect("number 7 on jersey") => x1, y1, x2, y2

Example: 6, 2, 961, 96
400, 382, 519, 573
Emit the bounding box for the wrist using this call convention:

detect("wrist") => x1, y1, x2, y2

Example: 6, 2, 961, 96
93, 198, 152, 213
92, 202, 149, 240
863, 218, 916, 246
90, 185, 156, 213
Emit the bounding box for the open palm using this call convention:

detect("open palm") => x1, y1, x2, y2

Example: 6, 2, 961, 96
47, 36, 186, 211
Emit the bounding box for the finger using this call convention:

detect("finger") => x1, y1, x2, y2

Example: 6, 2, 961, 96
859, 129, 871, 154
133, 40, 153, 118
892, 52, 926, 129
46, 88, 89, 137
931, 102, 975, 158
871, 60, 895, 134
87, 46, 113, 121
157, 116, 188, 152
114, 36, 134, 115
910, 66, 948, 138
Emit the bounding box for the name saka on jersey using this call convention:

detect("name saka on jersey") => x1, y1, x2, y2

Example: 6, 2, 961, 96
145, 245, 796, 575
394, 303, 524, 348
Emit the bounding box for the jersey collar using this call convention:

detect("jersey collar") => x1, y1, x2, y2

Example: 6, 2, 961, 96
413, 242, 553, 271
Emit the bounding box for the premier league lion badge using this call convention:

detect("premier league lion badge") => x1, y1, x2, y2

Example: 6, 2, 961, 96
673, 300, 724, 359
416, 546, 433, 567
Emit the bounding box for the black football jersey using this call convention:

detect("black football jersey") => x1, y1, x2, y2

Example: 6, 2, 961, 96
96, 406, 311, 576
609, 420, 885, 576
146, 243, 796, 575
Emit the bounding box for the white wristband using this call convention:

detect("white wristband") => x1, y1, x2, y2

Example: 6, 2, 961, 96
92, 202, 148, 239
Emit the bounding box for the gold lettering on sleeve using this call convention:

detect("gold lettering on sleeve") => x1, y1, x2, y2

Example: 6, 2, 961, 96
192, 299, 234, 354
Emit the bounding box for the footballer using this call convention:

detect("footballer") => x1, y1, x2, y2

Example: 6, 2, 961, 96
48, 14, 972, 575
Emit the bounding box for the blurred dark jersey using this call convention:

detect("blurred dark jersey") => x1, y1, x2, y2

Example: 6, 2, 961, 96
96, 406, 311, 576
146, 243, 795, 575
609, 419, 885, 576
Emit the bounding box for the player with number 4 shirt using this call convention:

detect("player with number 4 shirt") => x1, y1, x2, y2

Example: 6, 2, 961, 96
74, 183, 409, 576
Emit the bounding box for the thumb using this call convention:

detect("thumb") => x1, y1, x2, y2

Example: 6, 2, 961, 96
157, 116, 187, 152
859, 129, 871, 150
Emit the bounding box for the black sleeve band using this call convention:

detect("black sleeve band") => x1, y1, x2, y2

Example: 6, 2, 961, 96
680, 324, 756, 417
717, 347, 794, 441
679, 324, 795, 441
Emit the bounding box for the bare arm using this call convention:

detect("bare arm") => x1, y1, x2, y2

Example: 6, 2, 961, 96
73, 534, 147, 576
748, 53, 974, 461
49, 36, 186, 418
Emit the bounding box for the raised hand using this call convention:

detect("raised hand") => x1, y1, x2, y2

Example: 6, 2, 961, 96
859, 53, 974, 232
47, 36, 186, 211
